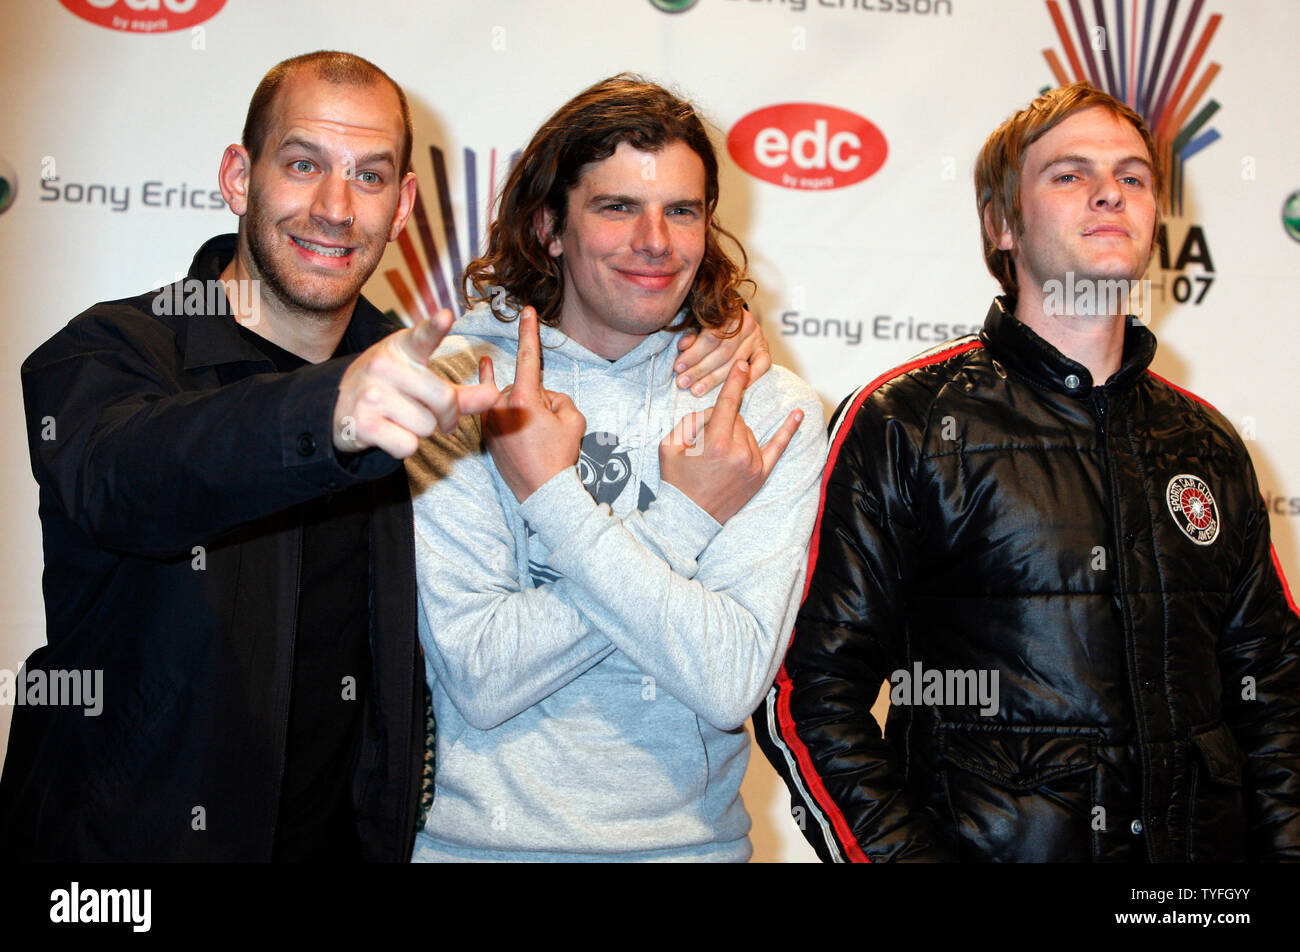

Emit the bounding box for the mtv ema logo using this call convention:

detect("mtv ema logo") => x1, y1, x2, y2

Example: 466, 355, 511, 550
1041, 0, 1222, 218
381, 145, 519, 324
1040, 0, 1222, 306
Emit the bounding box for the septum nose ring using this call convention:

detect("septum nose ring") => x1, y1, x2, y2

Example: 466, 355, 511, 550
343, 216, 354, 227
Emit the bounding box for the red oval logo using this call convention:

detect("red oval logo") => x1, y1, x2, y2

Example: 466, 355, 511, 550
728, 103, 887, 191
59, 0, 226, 34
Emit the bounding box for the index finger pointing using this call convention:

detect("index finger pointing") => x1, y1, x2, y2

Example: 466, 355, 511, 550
512, 306, 543, 398
398, 308, 453, 366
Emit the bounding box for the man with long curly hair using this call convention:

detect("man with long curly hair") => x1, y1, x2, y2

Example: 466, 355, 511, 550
406, 75, 827, 862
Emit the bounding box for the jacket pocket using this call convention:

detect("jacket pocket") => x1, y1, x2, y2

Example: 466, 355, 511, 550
1186, 721, 1246, 862
938, 723, 1100, 862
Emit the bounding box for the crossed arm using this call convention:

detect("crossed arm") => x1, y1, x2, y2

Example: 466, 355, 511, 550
409, 310, 824, 732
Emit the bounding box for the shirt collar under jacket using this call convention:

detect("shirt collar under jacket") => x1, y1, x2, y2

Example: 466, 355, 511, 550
171, 233, 395, 371
979, 295, 1157, 398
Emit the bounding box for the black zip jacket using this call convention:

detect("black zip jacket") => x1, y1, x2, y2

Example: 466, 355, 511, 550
755, 298, 1300, 862
0, 235, 424, 861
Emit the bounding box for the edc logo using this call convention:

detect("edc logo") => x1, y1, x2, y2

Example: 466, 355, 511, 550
728, 103, 887, 191
59, 0, 226, 33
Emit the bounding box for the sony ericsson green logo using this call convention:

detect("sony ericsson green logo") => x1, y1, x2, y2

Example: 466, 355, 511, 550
649, 0, 699, 12
0, 157, 15, 215
1284, 191, 1300, 243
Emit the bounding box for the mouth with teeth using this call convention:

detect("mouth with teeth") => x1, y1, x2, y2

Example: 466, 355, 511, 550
290, 235, 355, 265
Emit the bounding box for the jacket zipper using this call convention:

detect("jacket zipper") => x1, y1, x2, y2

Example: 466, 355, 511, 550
1093, 386, 1156, 859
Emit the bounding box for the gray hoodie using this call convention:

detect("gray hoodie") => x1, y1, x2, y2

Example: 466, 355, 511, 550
407, 298, 826, 862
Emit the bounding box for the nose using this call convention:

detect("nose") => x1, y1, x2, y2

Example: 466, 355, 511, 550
1091, 175, 1125, 211
311, 168, 355, 230
632, 209, 670, 257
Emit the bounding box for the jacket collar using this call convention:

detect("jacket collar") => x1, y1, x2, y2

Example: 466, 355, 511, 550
176, 233, 398, 370
979, 295, 1157, 397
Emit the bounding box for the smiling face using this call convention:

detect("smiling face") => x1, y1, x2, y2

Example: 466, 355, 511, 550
546, 140, 707, 358
235, 69, 414, 318
998, 106, 1158, 299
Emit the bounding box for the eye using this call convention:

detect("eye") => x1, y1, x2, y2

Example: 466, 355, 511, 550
356, 170, 382, 185
602, 458, 628, 484
1054, 172, 1079, 183
602, 203, 629, 213
290, 159, 316, 174
576, 457, 596, 487
1119, 174, 1145, 187
667, 206, 699, 218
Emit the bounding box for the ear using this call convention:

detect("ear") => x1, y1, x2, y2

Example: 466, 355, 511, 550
534, 207, 561, 257
983, 205, 1014, 252
218, 144, 252, 217
388, 171, 418, 242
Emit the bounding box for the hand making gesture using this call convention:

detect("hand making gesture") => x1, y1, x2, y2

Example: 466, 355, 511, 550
481, 306, 586, 503
334, 307, 499, 459
660, 359, 804, 525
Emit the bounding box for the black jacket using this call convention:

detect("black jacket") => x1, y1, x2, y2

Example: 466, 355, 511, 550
0, 235, 424, 861
755, 298, 1300, 862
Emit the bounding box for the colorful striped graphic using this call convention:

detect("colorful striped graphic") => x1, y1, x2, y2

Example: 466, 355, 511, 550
384, 145, 520, 324
1042, 0, 1223, 216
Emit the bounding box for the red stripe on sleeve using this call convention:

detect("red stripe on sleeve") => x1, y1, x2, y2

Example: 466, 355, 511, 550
1270, 545, 1300, 621
774, 338, 983, 863
1146, 370, 1224, 412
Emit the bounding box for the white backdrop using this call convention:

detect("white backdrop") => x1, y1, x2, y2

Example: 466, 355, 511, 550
2, 0, 1296, 863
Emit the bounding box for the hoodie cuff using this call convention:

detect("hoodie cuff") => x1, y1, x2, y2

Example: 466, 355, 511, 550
633, 480, 721, 569
519, 467, 600, 550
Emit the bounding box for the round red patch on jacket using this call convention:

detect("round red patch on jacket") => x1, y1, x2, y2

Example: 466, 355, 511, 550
1167, 474, 1220, 545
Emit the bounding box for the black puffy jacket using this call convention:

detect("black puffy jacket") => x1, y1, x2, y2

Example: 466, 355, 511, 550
755, 298, 1300, 862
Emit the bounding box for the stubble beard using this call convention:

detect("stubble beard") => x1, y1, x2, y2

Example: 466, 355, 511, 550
243, 197, 374, 322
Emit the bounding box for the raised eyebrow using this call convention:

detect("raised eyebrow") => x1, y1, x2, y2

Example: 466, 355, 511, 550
1113, 156, 1154, 175
1042, 153, 1096, 172
353, 151, 397, 171
588, 193, 639, 207
1042, 154, 1153, 174
277, 136, 323, 158
275, 138, 395, 171
586, 194, 705, 212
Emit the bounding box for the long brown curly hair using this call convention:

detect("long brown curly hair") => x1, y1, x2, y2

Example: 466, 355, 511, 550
463, 74, 750, 335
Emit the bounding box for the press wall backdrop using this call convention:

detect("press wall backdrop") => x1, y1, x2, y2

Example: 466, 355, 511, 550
2, 0, 1296, 862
